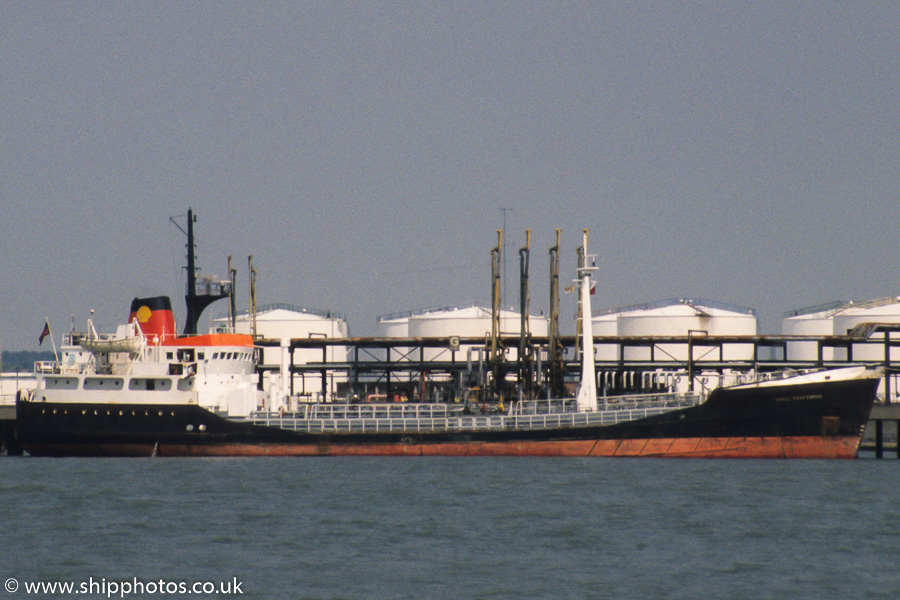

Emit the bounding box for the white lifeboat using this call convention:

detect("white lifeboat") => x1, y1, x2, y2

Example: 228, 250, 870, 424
80, 319, 144, 357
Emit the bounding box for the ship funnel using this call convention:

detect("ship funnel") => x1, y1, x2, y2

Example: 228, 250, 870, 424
129, 296, 176, 344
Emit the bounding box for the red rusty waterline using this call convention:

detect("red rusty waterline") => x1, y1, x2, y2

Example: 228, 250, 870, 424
137, 436, 861, 459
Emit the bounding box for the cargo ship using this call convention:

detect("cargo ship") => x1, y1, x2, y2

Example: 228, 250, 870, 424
16, 228, 881, 458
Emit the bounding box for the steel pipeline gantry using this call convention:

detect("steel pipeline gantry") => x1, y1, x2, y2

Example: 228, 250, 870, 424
255, 327, 900, 404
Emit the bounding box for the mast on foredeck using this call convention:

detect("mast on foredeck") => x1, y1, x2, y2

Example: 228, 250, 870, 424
574, 229, 598, 412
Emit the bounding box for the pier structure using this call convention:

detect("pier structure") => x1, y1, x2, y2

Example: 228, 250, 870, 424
256, 328, 900, 402
861, 405, 900, 458
0, 405, 21, 455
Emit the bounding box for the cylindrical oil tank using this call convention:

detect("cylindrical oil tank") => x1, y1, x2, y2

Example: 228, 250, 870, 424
833, 299, 900, 362
376, 317, 410, 338
782, 306, 839, 362
214, 304, 349, 401
615, 300, 757, 362
592, 313, 619, 361
408, 306, 549, 362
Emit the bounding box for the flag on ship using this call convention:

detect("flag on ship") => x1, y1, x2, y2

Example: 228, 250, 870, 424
565, 285, 595, 294
38, 321, 50, 345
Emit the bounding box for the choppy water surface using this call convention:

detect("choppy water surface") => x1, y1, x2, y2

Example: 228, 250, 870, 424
1, 457, 898, 599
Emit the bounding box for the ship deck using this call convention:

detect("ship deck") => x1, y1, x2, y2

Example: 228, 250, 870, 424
239, 393, 701, 435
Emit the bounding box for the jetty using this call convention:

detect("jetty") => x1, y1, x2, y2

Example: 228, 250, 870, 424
861, 404, 900, 458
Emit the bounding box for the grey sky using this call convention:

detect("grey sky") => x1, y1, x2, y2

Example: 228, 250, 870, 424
2, 1, 898, 350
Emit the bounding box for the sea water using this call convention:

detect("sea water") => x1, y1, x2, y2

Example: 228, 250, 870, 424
1, 457, 898, 599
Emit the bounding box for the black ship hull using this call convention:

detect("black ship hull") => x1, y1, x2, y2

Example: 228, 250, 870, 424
16, 375, 879, 458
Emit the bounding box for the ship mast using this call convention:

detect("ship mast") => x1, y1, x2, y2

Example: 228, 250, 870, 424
490, 230, 505, 402
227, 255, 237, 332
518, 230, 533, 399
172, 208, 232, 335
548, 229, 563, 397
574, 229, 598, 412
248, 255, 258, 338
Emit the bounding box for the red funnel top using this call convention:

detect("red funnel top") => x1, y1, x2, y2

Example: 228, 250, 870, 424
129, 296, 176, 344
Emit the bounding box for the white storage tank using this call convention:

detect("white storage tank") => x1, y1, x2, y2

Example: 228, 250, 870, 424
409, 306, 548, 338
592, 312, 618, 336
378, 305, 550, 362
213, 304, 348, 402
782, 297, 900, 363
833, 297, 900, 362
782, 302, 845, 362
374, 311, 413, 364
612, 299, 757, 362
592, 312, 619, 361
376, 315, 410, 338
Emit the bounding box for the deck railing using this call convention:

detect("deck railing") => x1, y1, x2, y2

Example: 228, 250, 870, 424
245, 393, 702, 435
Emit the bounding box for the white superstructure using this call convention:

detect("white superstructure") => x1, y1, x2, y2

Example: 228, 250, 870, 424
27, 331, 261, 417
